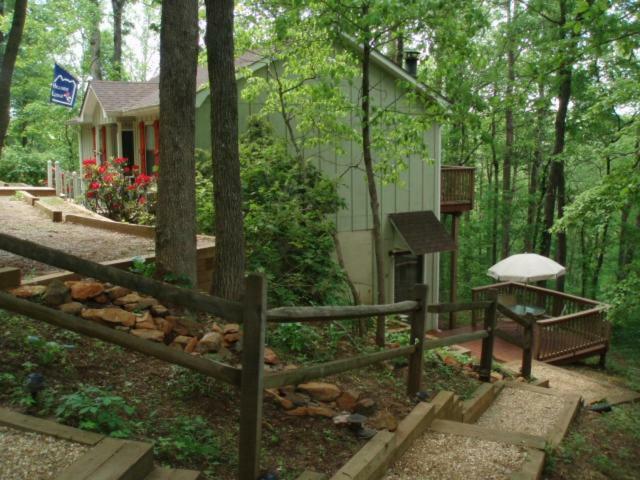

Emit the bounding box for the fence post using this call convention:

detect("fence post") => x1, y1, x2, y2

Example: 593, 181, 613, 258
521, 319, 533, 378
407, 283, 428, 397
54, 161, 62, 196
47, 160, 53, 188
239, 274, 267, 480
479, 296, 497, 382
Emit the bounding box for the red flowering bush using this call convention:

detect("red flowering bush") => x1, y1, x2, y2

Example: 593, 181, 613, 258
83, 157, 156, 224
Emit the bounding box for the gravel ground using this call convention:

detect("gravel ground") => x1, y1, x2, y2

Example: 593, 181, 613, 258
0, 426, 88, 479
504, 360, 633, 404
385, 431, 527, 480
476, 387, 565, 437
0, 197, 212, 280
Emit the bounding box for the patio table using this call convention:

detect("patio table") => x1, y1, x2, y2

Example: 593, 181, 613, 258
509, 304, 546, 317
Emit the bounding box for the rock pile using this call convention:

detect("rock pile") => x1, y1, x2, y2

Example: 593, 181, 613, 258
9, 280, 276, 362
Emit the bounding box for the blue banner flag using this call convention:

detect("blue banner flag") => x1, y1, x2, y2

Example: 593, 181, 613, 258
50, 64, 79, 108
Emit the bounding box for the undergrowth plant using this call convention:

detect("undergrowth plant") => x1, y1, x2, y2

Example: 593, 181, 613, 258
154, 416, 222, 466
55, 385, 137, 438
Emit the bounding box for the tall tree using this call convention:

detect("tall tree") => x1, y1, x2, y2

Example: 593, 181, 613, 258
205, 0, 246, 300
155, 0, 199, 284
0, 0, 28, 157
89, 0, 102, 79
111, 0, 127, 79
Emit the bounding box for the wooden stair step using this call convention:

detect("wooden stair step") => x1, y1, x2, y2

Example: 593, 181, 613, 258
144, 467, 203, 480
56, 437, 154, 480
428, 419, 546, 449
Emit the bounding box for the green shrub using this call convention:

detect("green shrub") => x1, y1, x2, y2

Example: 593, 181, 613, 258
55, 385, 136, 438
154, 416, 222, 465
24, 335, 67, 366
0, 147, 49, 185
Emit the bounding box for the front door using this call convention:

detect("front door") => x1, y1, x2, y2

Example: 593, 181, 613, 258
394, 252, 424, 302
121, 130, 134, 169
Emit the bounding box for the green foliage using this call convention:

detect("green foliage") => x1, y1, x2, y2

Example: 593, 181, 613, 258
154, 416, 222, 466
56, 385, 137, 438
0, 147, 49, 185
24, 336, 68, 366
129, 256, 156, 278
268, 322, 322, 357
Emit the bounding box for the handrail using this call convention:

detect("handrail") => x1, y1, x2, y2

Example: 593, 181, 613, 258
472, 281, 601, 307
266, 300, 419, 322
0, 233, 243, 321
536, 306, 607, 326
495, 303, 531, 328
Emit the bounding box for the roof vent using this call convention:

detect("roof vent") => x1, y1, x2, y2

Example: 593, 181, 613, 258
404, 50, 419, 77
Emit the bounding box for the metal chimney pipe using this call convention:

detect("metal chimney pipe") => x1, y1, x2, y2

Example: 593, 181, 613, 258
404, 50, 419, 77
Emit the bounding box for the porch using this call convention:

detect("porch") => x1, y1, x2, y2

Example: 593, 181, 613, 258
434, 282, 610, 367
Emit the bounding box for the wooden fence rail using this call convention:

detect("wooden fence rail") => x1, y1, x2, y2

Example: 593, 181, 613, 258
0, 232, 499, 480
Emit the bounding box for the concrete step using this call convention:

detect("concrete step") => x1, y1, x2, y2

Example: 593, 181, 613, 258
144, 467, 203, 480
56, 437, 154, 480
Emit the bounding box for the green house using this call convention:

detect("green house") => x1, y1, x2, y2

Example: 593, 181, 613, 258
72, 43, 473, 330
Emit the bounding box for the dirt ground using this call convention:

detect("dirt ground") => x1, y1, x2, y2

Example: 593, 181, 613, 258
0, 197, 213, 280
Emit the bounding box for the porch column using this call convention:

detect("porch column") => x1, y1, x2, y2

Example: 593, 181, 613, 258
449, 213, 460, 329
116, 122, 123, 158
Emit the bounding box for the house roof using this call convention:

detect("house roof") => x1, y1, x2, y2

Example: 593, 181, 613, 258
389, 211, 456, 255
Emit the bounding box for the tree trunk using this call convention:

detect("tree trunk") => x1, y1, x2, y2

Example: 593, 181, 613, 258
526, 82, 545, 251
111, 0, 126, 80
155, 0, 199, 285
490, 106, 499, 264
0, 0, 28, 157
89, 0, 103, 80
502, 0, 515, 259
205, 0, 246, 301
361, 31, 386, 346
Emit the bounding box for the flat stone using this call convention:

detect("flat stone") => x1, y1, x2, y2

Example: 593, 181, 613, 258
106, 286, 130, 300
10, 285, 46, 298
184, 336, 199, 354
173, 335, 194, 345
113, 293, 142, 306
196, 331, 222, 354
223, 323, 240, 334
70, 281, 104, 300
336, 390, 360, 412
265, 389, 295, 410
81, 307, 136, 327
93, 293, 110, 304
43, 280, 70, 306
157, 317, 175, 335
286, 406, 337, 418
58, 302, 84, 315
369, 411, 398, 432
210, 322, 222, 333
223, 332, 241, 346
135, 312, 157, 330
298, 382, 341, 402
130, 329, 164, 342
150, 304, 169, 317
354, 398, 377, 415
137, 297, 159, 309
264, 347, 279, 365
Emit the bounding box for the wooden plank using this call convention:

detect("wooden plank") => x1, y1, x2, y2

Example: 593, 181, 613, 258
0, 267, 21, 289
296, 471, 327, 480
429, 419, 546, 449
407, 284, 428, 396
264, 345, 415, 389
0, 407, 103, 445
427, 300, 492, 314
547, 394, 582, 447
330, 431, 395, 480
34, 199, 63, 222
56, 438, 124, 480
0, 186, 56, 196
423, 330, 488, 350
0, 292, 241, 385
65, 214, 155, 238
431, 391, 456, 419
480, 301, 497, 382
144, 468, 203, 480
267, 300, 419, 322
238, 274, 267, 480
510, 448, 546, 480
17, 190, 40, 206
0, 233, 242, 320
462, 383, 501, 423
91, 440, 153, 480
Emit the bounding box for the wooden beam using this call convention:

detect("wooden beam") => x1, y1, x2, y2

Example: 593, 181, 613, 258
34, 199, 62, 222
479, 301, 497, 382
17, 190, 39, 206
267, 300, 419, 322
64, 214, 156, 238
0, 291, 241, 385
264, 344, 416, 389
407, 284, 428, 397
449, 213, 460, 329
0, 233, 242, 320
238, 274, 267, 480
0, 267, 21, 289
427, 300, 493, 314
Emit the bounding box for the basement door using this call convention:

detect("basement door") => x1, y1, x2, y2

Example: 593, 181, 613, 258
393, 252, 424, 302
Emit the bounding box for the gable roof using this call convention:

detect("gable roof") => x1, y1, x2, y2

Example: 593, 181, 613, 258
89, 80, 159, 115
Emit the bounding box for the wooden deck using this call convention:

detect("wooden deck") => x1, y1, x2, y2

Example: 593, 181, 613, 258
433, 322, 524, 363
440, 166, 474, 214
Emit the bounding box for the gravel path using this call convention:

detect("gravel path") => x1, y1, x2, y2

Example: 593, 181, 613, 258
476, 387, 565, 437
0, 197, 156, 279
0, 426, 88, 479
385, 431, 527, 480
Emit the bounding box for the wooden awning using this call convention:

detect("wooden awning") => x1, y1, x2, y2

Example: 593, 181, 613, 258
389, 211, 456, 255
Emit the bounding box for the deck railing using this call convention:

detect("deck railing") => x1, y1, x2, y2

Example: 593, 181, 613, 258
441, 166, 475, 212
472, 282, 610, 364
47, 160, 83, 200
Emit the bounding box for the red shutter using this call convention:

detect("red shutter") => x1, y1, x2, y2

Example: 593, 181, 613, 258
153, 120, 160, 171
139, 121, 146, 173
101, 126, 107, 163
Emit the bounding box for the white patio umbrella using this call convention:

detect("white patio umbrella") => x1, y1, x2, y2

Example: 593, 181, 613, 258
487, 253, 566, 282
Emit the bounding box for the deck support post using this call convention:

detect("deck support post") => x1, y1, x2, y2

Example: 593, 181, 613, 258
449, 213, 460, 330
238, 274, 267, 480
408, 283, 428, 397
479, 297, 497, 382
521, 319, 533, 379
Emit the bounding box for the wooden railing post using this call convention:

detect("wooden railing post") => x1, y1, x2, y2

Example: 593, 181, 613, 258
521, 318, 533, 379
407, 283, 428, 397
239, 274, 267, 480
54, 161, 62, 196
47, 160, 53, 188
479, 297, 497, 382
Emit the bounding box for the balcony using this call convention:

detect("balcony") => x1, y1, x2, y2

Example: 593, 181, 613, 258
440, 166, 475, 214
